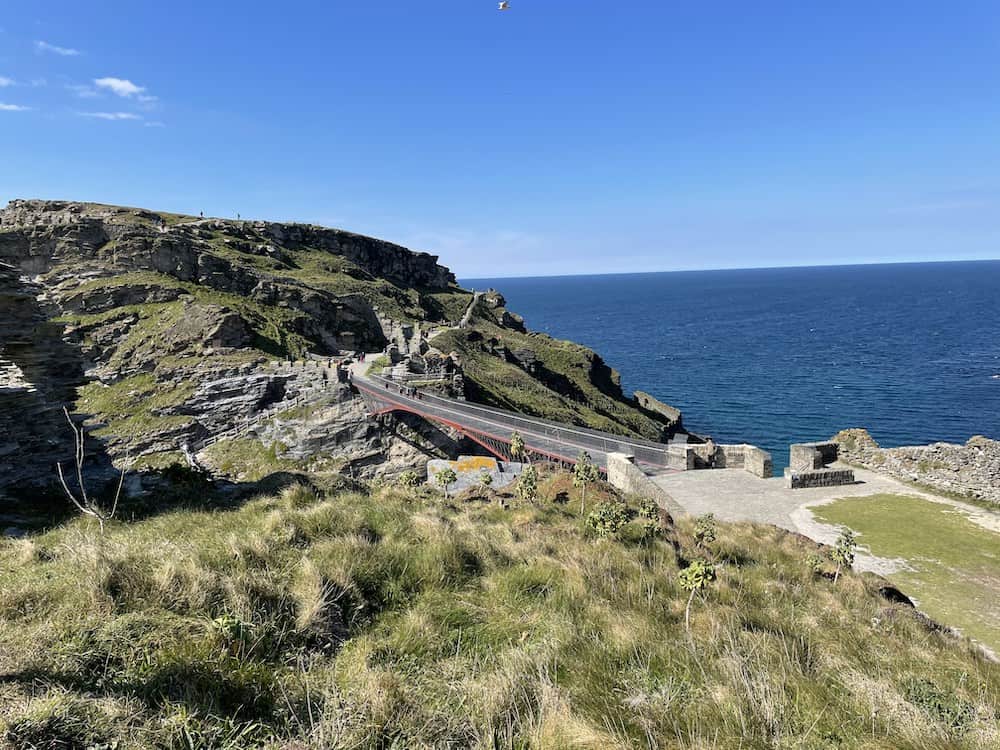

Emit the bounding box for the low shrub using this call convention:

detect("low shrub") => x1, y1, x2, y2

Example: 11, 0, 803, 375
585, 500, 632, 538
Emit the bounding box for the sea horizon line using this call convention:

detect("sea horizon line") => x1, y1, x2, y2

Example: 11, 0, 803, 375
462, 257, 1000, 283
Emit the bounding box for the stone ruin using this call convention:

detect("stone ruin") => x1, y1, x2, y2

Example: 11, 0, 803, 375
834, 428, 1000, 506
378, 346, 465, 400
665, 439, 774, 478
784, 441, 855, 489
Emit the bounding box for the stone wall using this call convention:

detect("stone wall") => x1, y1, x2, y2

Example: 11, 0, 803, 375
668, 443, 774, 478
634, 391, 683, 431
743, 446, 774, 479
789, 441, 839, 471
667, 445, 693, 471
834, 428, 1000, 506
784, 468, 855, 489
785, 441, 852, 490
716, 445, 745, 470
607, 452, 683, 514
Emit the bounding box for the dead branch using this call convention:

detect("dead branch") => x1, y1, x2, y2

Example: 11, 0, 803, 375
57, 407, 128, 534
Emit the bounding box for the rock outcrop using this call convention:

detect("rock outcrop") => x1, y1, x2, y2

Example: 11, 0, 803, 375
0, 199, 453, 289
834, 428, 1000, 506
0, 200, 464, 493
0, 199, 680, 497
0, 262, 84, 489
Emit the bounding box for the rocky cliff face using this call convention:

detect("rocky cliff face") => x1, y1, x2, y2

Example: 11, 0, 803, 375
431, 292, 685, 441
0, 262, 84, 488
0, 200, 466, 493
0, 200, 453, 289
834, 428, 1000, 506
0, 200, 679, 497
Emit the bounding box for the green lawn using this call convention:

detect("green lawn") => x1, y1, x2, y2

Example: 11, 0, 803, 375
813, 494, 1000, 653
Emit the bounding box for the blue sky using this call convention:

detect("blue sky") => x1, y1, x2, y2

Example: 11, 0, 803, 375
1, 2, 999, 277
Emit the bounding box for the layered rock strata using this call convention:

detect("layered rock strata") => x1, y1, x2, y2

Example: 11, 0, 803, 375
0, 262, 83, 489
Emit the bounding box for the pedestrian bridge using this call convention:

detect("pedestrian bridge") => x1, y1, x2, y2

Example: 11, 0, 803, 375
352, 371, 675, 472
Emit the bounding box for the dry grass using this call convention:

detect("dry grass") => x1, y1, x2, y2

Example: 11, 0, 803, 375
0, 478, 998, 748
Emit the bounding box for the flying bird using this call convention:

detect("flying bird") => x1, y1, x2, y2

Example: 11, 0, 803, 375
498, 1, 510, 10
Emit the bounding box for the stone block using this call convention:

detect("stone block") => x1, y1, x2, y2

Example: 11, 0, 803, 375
789, 441, 839, 471
743, 445, 774, 479
784, 467, 855, 489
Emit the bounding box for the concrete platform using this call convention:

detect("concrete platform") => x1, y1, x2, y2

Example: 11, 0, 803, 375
650, 464, 1000, 572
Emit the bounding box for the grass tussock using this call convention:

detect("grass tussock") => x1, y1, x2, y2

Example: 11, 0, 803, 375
1, 476, 998, 748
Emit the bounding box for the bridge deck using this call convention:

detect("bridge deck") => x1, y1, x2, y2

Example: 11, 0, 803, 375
352, 372, 673, 471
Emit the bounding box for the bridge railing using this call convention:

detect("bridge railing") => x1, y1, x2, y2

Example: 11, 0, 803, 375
357, 373, 673, 468
404, 379, 673, 451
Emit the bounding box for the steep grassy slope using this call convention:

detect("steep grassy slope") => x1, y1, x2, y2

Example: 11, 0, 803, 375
433, 299, 677, 441
1, 474, 997, 748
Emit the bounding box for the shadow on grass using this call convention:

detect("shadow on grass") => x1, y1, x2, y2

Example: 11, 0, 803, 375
0, 657, 286, 726
6, 466, 366, 535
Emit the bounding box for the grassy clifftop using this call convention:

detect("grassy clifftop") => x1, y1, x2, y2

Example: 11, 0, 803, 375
1, 472, 997, 748
434, 296, 678, 441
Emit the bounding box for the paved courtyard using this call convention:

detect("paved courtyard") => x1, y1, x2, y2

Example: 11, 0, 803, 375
651, 465, 1000, 561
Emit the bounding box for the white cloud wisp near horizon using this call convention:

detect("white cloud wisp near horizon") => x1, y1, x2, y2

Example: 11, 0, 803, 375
78, 111, 142, 121
35, 40, 80, 56
68, 84, 99, 98
0, 102, 31, 112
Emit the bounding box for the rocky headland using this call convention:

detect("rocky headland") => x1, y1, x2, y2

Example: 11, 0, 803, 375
0, 199, 682, 499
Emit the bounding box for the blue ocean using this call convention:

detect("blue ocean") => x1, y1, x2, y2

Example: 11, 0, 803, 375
466, 261, 1000, 471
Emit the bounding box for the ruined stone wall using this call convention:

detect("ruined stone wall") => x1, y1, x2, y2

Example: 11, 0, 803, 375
718, 444, 773, 478
784, 441, 852, 490
669, 443, 773, 478
689, 443, 716, 469
667, 446, 693, 471
743, 446, 774, 479
634, 391, 683, 430
834, 428, 1000, 506
789, 442, 839, 471
716, 445, 746, 470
